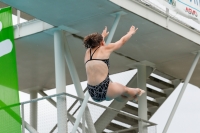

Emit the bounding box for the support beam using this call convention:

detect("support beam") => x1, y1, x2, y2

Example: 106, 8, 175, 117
106, 11, 126, 44
14, 19, 54, 39
64, 33, 96, 133
163, 51, 200, 133
30, 91, 38, 130
54, 30, 68, 133
137, 65, 147, 133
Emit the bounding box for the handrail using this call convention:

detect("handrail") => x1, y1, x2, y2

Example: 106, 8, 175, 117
0, 92, 157, 126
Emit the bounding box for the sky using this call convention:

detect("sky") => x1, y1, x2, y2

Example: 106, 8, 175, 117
12, 1, 200, 132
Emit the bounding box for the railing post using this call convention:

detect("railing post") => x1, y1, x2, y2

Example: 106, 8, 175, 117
30, 91, 38, 130
21, 104, 25, 133
163, 51, 200, 133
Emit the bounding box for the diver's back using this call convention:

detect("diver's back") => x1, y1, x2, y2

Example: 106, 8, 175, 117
85, 46, 109, 85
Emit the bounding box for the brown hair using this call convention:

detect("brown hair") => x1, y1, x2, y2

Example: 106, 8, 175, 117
83, 33, 103, 49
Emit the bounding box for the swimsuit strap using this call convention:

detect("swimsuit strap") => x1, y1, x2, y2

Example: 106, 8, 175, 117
90, 46, 100, 59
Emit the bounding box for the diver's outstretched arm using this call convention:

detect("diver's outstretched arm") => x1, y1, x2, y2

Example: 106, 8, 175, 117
105, 26, 138, 52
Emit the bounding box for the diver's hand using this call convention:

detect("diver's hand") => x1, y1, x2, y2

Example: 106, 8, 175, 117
101, 26, 109, 39
128, 25, 138, 35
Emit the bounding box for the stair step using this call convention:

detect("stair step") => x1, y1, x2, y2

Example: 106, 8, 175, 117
148, 106, 159, 114
151, 73, 172, 84
128, 98, 159, 108
122, 104, 138, 116
147, 76, 174, 89
114, 114, 138, 126
106, 122, 128, 131
153, 70, 176, 80
106, 122, 137, 133
122, 104, 152, 116
147, 100, 159, 107
163, 88, 174, 96
155, 97, 167, 105
147, 87, 167, 98
106, 122, 138, 133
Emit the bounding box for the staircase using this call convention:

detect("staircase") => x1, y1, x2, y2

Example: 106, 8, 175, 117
94, 69, 180, 133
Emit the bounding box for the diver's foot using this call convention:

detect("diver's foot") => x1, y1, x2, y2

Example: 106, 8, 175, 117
133, 89, 145, 102
139, 89, 145, 96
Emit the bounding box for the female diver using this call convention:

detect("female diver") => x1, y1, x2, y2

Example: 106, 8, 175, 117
84, 26, 145, 102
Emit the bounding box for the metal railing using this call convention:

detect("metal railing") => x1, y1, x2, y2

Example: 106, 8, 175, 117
0, 92, 157, 133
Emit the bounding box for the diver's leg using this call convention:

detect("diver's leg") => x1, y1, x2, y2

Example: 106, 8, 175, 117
106, 82, 145, 101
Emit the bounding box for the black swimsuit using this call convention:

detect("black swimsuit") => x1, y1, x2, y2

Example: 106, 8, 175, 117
85, 46, 110, 102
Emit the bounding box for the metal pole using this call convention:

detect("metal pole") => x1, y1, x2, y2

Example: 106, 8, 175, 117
163, 51, 200, 133
82, 111, 86, 133
17, 10, 20, 24
137, 65, 147, 133
21, 104, 25, 133
71, 92, 90, 133
63, 39, 84, 98
64, 34, 96, 133
106, 13, 121, 44
30, 91, 38, 130
54, 30, 68, 133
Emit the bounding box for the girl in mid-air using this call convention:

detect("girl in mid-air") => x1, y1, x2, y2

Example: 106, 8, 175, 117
84, 26, 145, 102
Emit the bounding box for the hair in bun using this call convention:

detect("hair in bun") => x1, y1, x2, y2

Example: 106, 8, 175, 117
83, 33, 103, 49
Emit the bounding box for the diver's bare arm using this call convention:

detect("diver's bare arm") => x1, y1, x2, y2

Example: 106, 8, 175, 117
105, 26, 138, 52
